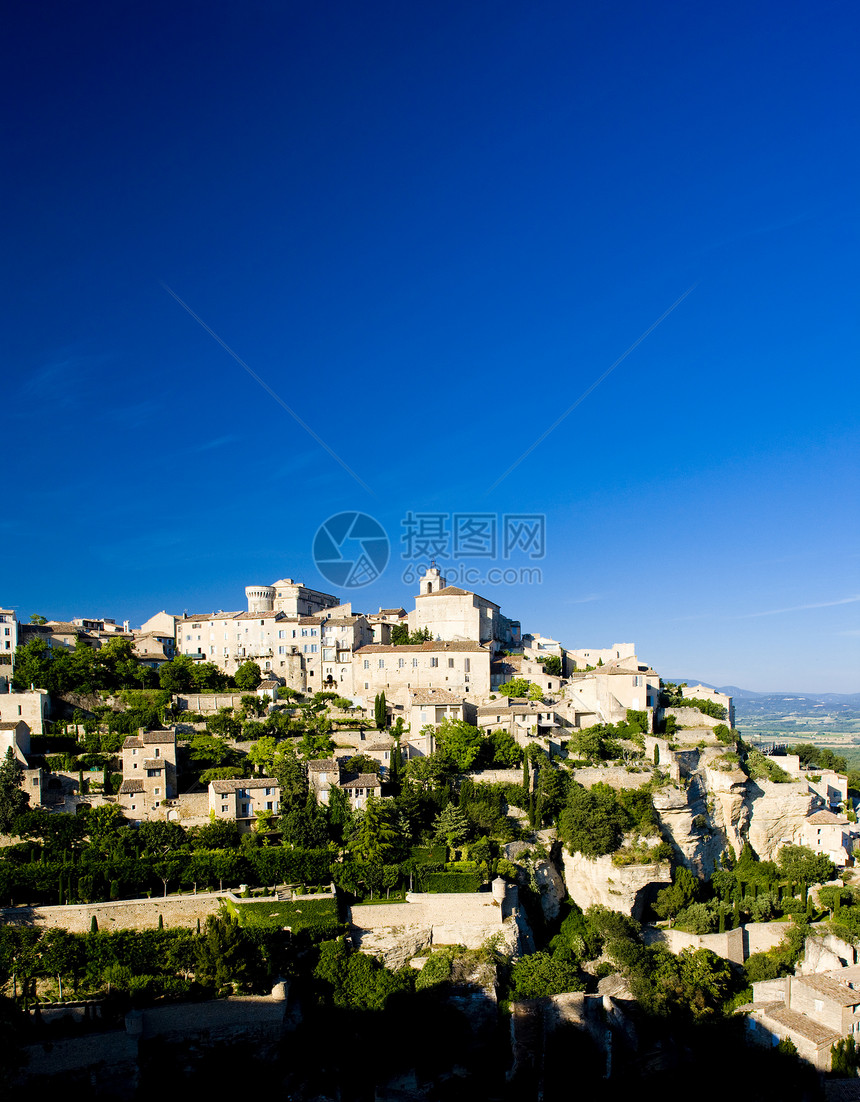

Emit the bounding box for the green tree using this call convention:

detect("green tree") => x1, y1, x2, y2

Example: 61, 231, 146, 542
497, 677, 531, 698
777, 844, 836, 888
527, 683, 545, 701
374, 692, 387, 730
484, 730, 523, 767
536, 655, 562, 677
510, 951, 584, 998
433, 803, 470, 851
0, 747, 30, 833
234, 662, 262, 691
350, 796, 400, 864
558, 783, 626, 858
435, 718, 483, 772
654, 866, 701, 922
272, 743, 308, 818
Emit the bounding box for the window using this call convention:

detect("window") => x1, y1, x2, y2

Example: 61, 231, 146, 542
378, 659, 385, 669
448, 658, 454, 668
222, 804, 228, 813
364, 660, 370, 669
413, 658, 419, 668
398, 658, 405, 668
431, 658, 438, 668
464, 659, 470, 673
154, 787, 161, 796
147, 769, 160, 777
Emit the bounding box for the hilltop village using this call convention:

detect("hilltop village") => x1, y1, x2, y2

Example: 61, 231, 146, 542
1, 573, 860, 1100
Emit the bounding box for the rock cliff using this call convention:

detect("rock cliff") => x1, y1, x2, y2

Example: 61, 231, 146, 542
560, 848, 671, 918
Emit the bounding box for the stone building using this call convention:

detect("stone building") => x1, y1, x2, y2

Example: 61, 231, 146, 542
802, 810, 860, 867
0, 608, 18, 685
406, 566, 520, 650
117, 730, 177, 821
350, 640, 491, 707
209, 777, 281, 830
748, 965, 860, 1069
0, 687, 49, 735
244, 577, 340, 617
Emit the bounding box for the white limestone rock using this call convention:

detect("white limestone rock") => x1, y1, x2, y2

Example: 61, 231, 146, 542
560, 849, 672, 919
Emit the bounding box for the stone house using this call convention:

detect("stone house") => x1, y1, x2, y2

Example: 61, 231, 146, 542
396, 687, 477, 732
0, 608, 18, 685
307, 758, 382, 810
748, 965, 860, 1069
341, 772, 382, 810
117, 730, 177, 821
208, 777, 280, 830
476, 700, 565, 743
0, 718, 31, 764
802, 810, 860, 867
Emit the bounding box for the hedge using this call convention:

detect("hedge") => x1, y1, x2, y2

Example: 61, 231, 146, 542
423, 872, 483, 894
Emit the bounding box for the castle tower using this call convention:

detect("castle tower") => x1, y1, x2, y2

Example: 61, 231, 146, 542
245, 585, 275, 613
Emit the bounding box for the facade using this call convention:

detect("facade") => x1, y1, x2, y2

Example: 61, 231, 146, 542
802, 810, 860, 867
564, 642, 636, 670
175, 608, 373, 689
0, 719, 30, 765
0, 688, 49, 735
117, 730, 177, 821
476, 700, 565, 742
397, 687, 476, 732
208, 777, 280, 830
350, 640, 491, 706
0, 609, 18, 682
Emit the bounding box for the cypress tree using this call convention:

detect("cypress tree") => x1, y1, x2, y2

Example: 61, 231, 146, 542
158, 914, 164, 929
90, 915, 98, 933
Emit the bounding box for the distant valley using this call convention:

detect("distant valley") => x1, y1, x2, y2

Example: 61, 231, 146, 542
669, 679, 860, 752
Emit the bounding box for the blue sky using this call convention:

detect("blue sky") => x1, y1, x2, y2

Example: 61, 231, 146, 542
3, 0, 858, 692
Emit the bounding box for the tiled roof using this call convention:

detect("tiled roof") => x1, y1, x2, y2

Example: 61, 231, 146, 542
761, 1003, 843, 1046
341, 773, 381, 789
364, 741, 394, 751
123, 736, 144, 748
143, 759, 165, 769
183, 612, 242, 622
807, 810, 849, 825
234, 611, 285, 620
210, 777, 279, 793
142, 731, 175, 744
378, 608, 406, 616
408, 688, 466, 705
119, 779, 145, 794
308, 759, 338, 772
0, 720, 26, 730
796, 968, 860, 1007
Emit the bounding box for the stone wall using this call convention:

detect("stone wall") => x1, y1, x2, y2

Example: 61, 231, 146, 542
349, 890, 517, 965
665, 707, 722, 729
176, 693, 253, 713
646, 925, 745, 964
465, 768, 524, 786
0, 890, 239, 933
645, 920, 790, 964
569, 766, 653, 791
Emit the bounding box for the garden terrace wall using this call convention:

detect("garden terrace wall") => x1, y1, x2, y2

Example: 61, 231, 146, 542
0, 890, 241, 934
569, 766, 655, 791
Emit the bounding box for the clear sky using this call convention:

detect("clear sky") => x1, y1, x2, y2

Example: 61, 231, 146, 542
3, 1, 858, 693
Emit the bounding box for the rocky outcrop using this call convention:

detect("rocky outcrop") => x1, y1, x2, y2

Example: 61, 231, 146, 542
353, 924, 433, 969
745, 780, 818, 860
704, 766, 750, 858
560, 849, 671, 919
651, 783, 724, 877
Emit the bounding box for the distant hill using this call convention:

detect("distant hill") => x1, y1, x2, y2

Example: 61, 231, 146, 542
666, 679, 860, 739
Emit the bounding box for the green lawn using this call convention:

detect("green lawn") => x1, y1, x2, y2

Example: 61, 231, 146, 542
227, 896, 339, 932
